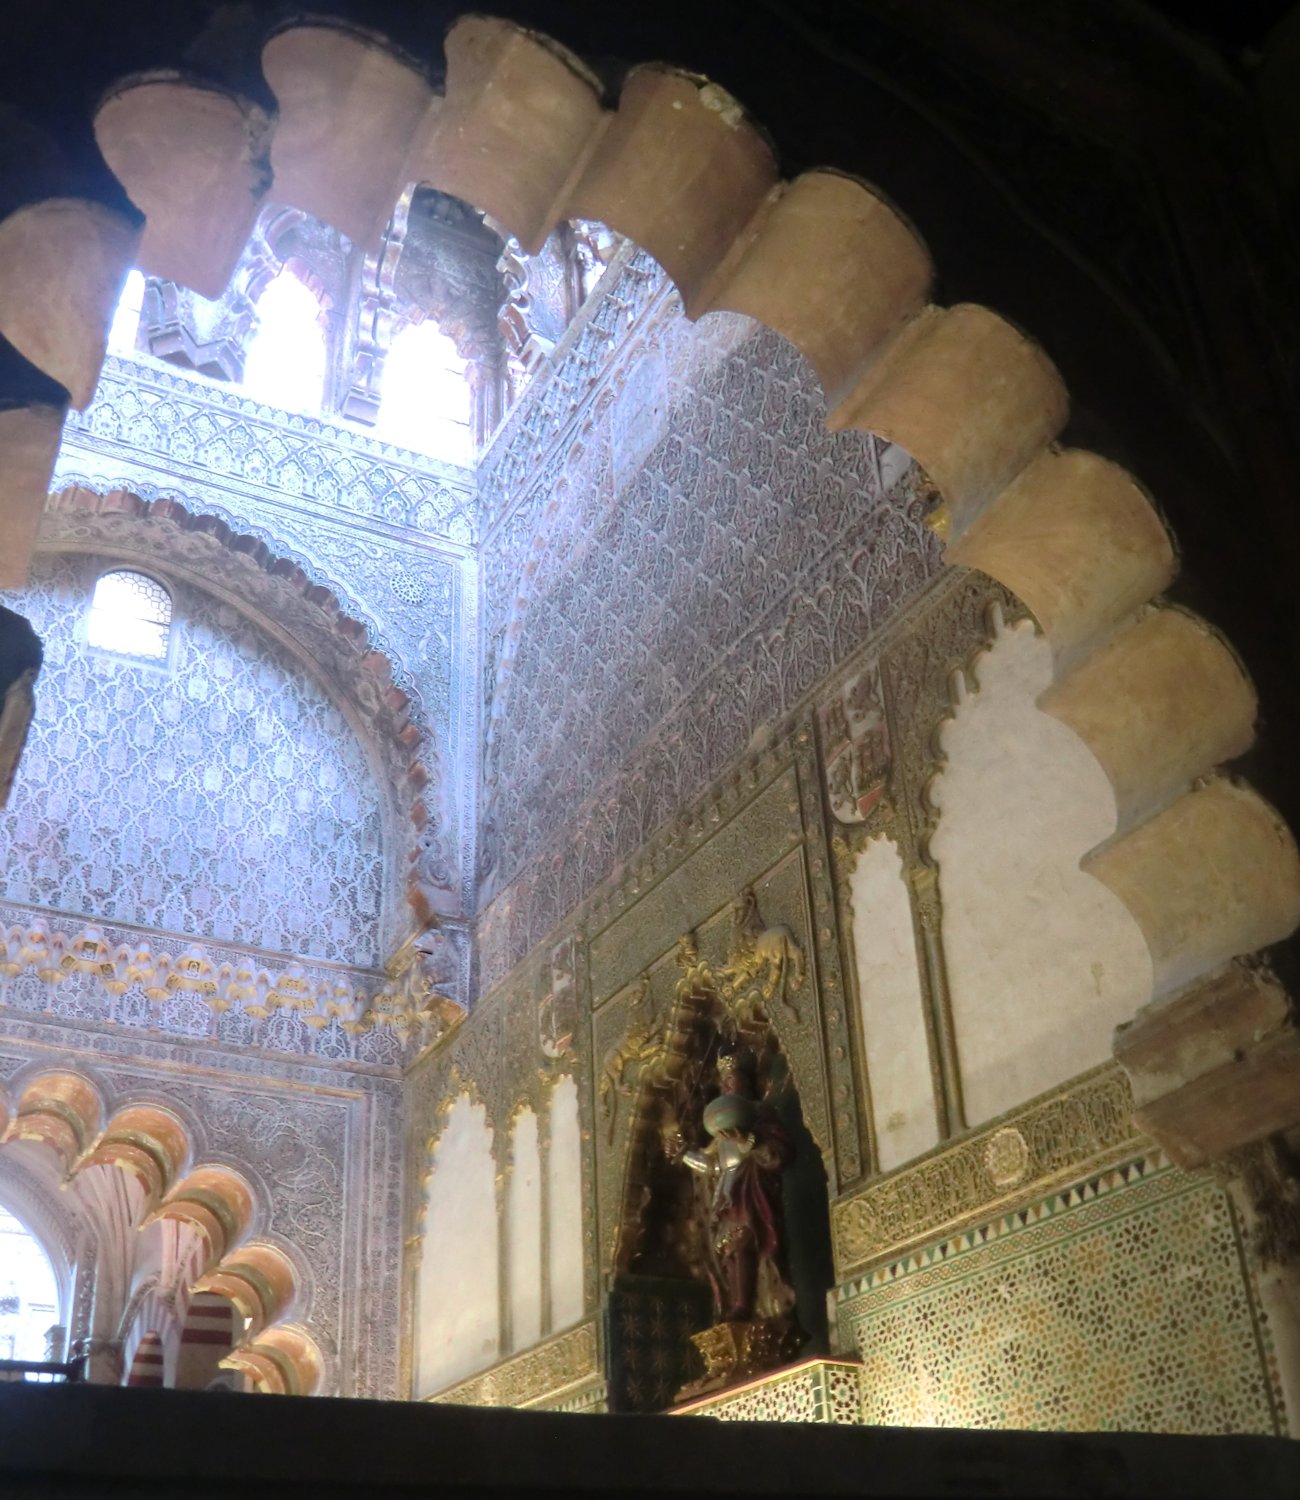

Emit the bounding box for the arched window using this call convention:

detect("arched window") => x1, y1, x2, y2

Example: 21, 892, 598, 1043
107, 269, 146, 357
242, 267, 327, 414
376, 319, 473, 465
0, 1205, 60, 1364
86, 569, 173, 661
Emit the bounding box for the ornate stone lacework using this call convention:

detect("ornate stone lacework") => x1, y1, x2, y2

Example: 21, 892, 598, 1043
3, 555, 385, 965
831, 1065, 1143, 1277
476, 263, 940, 983
0, 907, 418, 1068
49, 349, 479, 919
428, 1319, 598, 1407
59, 353, 475, 541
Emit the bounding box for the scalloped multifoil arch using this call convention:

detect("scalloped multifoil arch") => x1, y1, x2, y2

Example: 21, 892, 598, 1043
37, 484, 456, 938
0, 13, 1293, 1075
0, 1064, 324, 1394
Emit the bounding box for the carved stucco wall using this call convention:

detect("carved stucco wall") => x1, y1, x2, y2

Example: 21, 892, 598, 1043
2, 552, 386, 966
53, 350, 477, 921
476, 253, 941, 988
0, 218, 1270, 1423
0, 1017, 403, 1399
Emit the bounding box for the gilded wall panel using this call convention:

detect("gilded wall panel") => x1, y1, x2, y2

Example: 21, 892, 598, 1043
831, 1064, 1144, 1279
584, 735, 849, 1277
428, 1319, 600, 1408
587, 765, 803, 1008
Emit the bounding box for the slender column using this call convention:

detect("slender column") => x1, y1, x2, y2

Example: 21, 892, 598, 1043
907, 863, 967, 1138
496, 1151, 513, 1358
538, 1102, 553, 1338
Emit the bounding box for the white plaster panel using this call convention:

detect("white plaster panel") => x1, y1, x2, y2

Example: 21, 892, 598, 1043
506, 1108, 542, 1352
849, 836, 938, 1171
546, 1075, 584, 1333
416, 1095, 499, 1396
929, 617, 1153, 1123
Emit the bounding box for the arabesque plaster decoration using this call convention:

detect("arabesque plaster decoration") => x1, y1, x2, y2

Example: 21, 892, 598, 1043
0, 1021, 403, 1400
0, 9, 1294, 1424
2, 553, 384, 965
476, 252, 939, 986
50, 348, 477, 921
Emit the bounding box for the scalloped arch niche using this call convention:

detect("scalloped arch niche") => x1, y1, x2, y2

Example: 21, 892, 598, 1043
416, 1094, 499, 1396
930, 615, 1154, 1124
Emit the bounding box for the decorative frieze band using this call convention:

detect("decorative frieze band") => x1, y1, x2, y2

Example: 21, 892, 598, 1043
59, 353, 476, 544
0, 902, 460, 1064
428, 1320, 600, 1409
831, 1063, 1144, 1279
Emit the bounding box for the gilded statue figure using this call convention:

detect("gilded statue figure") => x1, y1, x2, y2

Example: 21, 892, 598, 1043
670, 1048, 797, 1325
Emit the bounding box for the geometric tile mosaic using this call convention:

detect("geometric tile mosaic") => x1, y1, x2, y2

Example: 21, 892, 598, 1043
673, 1357, 865, 1425
836, 1153, 1284, 1434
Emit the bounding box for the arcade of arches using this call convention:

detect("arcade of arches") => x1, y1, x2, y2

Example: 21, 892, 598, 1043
1, 3, 1299, 1437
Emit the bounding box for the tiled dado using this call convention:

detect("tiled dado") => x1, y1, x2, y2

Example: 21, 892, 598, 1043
672, 1358, 866, 1424
836, 1151, 1285, 1434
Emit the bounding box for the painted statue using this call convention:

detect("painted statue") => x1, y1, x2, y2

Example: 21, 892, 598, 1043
672, 1047, 797, 1324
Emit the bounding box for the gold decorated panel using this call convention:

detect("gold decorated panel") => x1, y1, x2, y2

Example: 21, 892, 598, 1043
428, 1321, 600, 1409
591, 838, 830, 1280
587, 764, 804, 1006
832, 1064, 1144, 1278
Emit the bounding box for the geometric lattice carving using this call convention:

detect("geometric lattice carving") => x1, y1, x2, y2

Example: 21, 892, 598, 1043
428, 1319, 599, 1409
832, 1065, 1144, 1277
477, 254, 939, 984
2, 553, 384, 964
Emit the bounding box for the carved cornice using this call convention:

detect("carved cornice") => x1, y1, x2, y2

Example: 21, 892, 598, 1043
59, 354, 476, 546
0, 900, 445, 1068
831, 1064, 1144, 1280
427, 1320, 599, 1409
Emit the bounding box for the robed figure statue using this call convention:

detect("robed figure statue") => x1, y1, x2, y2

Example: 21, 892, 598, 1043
673, 1048, 798, 1328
